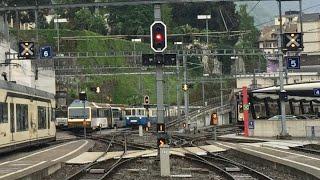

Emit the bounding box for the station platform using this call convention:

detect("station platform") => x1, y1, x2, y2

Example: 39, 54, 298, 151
0, 139, 94, 180
208, 139, 320, 179
66, 144, 226, 164
218, 133, 320, 146
56, 130, 77, 140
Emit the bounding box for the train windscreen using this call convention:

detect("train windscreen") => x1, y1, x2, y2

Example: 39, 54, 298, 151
68, 108, 90, 119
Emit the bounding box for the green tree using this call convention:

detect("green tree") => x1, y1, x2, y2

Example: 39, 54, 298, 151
4, 0, 51, 27
107, 5, 154, 35
71, 8, 107, 34
238, 4, 259, 48
74, 8, 92, 30
90, 14, 107, 34
171, 2, 239, 33
54, 0, 95, 21
236, 4, 263, 73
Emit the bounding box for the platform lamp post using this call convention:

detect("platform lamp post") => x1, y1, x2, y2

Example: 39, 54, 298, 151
54, 17, 68, 54
174, 41, 182, 122
198, 15, 211, 128
79, 91, 87, 139
132, 38, 143, 97
197, 15, 211, 46
202, 73, 209, 126
231, 55, 239, 124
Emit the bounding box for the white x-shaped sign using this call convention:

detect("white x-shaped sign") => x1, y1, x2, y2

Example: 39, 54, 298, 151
20, 43, 34, 56
286, 34, 300, 48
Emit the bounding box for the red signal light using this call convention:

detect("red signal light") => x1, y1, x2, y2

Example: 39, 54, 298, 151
150, 21, 167, 52
155, 33, 163, 42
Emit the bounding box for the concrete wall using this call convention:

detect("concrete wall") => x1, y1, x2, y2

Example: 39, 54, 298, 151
251, 119, 320, 137
0, 59, 55, 94
299, 21, 320, 53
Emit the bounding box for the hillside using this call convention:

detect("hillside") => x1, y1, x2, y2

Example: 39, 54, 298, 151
10, 29, 224, 105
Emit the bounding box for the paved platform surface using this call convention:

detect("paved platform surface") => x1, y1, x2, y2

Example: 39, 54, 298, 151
0, 140, 94, 180
56, 130, 77, 140
66, 144, 226, 164
209, 141, 320, 179
219, 134, 320, 144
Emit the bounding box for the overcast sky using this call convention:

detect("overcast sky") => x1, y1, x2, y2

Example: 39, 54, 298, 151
237, 0, 320, 28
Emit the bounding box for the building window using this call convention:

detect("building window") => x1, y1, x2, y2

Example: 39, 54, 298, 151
0, 102, 8, 123
16, 104, 28, 131
38, 106, 47, 129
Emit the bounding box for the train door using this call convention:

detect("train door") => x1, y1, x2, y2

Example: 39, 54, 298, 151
10, 103, 15, 141
29, 104, 38, 139
108, 108, 113, 128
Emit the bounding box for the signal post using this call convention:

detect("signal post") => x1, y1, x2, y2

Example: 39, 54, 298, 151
211, 112, 218, 140
141, 5, 177, 176
141, 4, 175, 177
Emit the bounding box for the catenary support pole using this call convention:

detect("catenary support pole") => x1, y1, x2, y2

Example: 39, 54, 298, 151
277, 0, 288, 137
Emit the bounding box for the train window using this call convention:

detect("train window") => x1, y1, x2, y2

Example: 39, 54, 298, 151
138, 109, 144, 116
69, 108, 89, 119
0, 102, 8, 123
104, 109, 111, 117
10, 103, 14, 132
16, 104, 28, 131
91, 109, 97, 118
38, 106, 47, 129
112, 109, 120, 118
97, 109, 104, 117
125, 110, 131, 115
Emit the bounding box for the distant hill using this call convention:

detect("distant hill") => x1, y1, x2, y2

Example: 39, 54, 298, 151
237, 0, 319, 28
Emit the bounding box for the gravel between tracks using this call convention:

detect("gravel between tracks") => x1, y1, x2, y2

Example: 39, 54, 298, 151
219, 149, 305, 180
109, 156, 225, 180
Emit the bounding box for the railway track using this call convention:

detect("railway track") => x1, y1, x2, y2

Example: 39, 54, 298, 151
66, 135, 118, 180
170, 134, 273, 180
290, 144, 320, 156
66, 132, 154, 180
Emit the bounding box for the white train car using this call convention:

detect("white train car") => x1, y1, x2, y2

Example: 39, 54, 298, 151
111, 106, 126, 128
68, 100, 113, 129
55, 105, 68, 128
0, 80, 56, 153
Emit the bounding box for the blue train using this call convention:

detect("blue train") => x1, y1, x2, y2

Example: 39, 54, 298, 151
125, 115, 150, 127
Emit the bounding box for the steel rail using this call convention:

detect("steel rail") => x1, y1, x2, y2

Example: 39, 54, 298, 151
290, 146, 320, 155
66, 135, 116, 180
170, 134, 273, 180
190, 138, 273, 180
99, 156, 140, 180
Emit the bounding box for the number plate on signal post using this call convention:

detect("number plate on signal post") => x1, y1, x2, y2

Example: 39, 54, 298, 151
40, 46, 53, 59
286, 56, 300, 69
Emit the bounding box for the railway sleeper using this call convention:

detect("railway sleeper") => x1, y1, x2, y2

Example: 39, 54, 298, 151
89, 169, 106, 174
225, 167, 241, 172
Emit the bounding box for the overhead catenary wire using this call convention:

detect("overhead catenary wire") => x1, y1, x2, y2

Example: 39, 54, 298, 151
254, 2, 320, 28
248, 0, 261, 14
